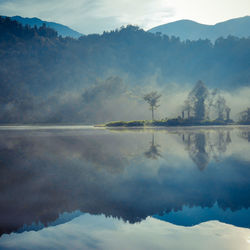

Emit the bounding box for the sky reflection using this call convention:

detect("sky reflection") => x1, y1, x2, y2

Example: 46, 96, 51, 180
0, 126, 250, 249
0, 214, 250, 250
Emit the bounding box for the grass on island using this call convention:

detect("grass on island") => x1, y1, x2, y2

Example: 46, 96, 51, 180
105, 118, 234, 127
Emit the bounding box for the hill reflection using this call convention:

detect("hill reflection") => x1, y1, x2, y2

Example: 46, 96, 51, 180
0, 127, 250, 235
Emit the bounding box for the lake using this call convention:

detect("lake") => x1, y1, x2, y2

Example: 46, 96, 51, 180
0, 126, 250, 250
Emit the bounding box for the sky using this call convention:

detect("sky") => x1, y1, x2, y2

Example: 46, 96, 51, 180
0, 0, 249, 34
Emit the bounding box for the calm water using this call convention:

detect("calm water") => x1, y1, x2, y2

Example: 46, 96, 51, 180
0, 126, 250, 250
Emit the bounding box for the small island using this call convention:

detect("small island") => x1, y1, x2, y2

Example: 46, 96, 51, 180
105, 119, 234, 127
105, 81, 250, 127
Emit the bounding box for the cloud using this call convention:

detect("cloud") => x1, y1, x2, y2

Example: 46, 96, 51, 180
1, 0, 250, 34
0, 0, 174, 33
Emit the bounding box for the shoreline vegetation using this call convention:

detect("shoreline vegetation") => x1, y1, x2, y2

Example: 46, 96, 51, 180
104, 119, 238, 127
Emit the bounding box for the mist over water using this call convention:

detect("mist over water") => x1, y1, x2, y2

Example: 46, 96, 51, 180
0, 126, 250, 238
8, 79, 248, 124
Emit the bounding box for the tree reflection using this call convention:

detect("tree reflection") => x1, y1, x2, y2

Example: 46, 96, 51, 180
0, 128, 249, 236
239, 131, 250, 142
209, 131, 231, 162
144, 134, 162, 160
182, 133, 209, 170
182, 130, 232, 170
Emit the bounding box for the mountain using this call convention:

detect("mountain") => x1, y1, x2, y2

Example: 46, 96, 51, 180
5, 15, 83, 38
148, 16, 250, 41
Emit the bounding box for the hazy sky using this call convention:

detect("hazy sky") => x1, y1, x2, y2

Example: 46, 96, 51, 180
0, 0, 249, 34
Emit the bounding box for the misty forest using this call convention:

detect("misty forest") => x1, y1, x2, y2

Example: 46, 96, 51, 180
1, 4, 250, 249
1, 16, 250, 125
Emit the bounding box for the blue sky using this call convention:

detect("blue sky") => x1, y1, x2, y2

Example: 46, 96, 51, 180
0, 0, 249, 34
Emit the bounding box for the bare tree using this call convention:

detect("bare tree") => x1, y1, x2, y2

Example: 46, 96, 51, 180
182, 99, 192, 119
143, 91, 161, 120
225, 106, 231, 121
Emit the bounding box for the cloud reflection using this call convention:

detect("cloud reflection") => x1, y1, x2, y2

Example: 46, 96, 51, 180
0, 127, 249, 236
0, 214, 249, 250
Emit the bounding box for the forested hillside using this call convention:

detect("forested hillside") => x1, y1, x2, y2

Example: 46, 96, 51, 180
0, 16, 250, 123
8, 16, 82, 38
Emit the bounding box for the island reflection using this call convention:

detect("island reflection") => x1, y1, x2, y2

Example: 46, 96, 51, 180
181, 130, 232, 170
0, 126, 250, 236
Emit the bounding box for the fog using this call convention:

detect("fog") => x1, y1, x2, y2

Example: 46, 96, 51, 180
3, 77, 249, 124
29, 78, 249, 124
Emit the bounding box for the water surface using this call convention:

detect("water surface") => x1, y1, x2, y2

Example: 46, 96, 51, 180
0, 126, 250, 249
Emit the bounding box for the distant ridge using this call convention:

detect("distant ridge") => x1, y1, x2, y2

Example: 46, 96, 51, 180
148, 16, 250, 41
5, 15, 83, 38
